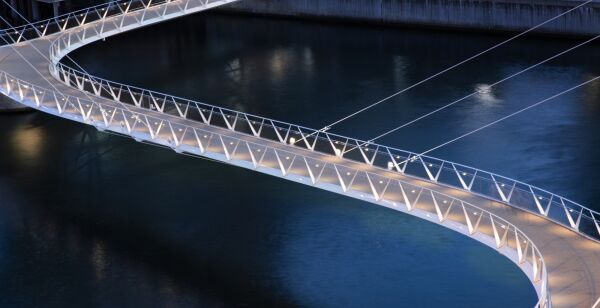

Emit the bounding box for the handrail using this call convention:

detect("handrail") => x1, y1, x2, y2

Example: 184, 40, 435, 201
43, 2, 600, 244
0, 0, 180, 44
0, 0, 592, 247
0, 68, 550, 307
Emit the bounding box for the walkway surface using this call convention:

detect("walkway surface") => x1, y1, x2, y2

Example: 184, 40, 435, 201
1, 1, 600, 307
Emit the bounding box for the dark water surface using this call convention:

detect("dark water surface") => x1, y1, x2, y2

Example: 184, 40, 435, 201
3, 12, 600, 307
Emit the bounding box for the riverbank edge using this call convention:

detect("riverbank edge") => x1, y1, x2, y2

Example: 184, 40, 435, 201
217, 0, 600, 38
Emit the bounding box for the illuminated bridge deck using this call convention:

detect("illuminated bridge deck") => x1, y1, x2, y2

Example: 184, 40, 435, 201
1, 1, 600, 307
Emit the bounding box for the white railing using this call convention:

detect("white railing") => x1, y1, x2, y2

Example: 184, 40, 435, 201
46, 11, 600, 244
0, 0, 594, 247
0, 0, 202, 44
0, 69, 550, 307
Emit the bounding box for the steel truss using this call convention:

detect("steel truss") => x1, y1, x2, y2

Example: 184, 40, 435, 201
0, 69, 550, 307
46, 5, 600, 245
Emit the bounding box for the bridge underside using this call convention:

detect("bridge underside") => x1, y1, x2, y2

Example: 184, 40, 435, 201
1, 2, 600, 306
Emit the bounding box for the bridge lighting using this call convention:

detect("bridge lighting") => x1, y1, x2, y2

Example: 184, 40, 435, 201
538, 196, 543, 200
379, 180, 384, 184
334, 148, 341, 156
229, 142, 233, 145
501, 183, 505, 187
387, 161, 394, 170
501, 225, 506, 229
285, 156, 290, 160
428, 163, 433, 167
346, 172, 351, 176
462, 172, 467, 176
411, 190, 416, 194
392, 202, 397, 206
289, 137, 296, 144
443, 200, 447, 204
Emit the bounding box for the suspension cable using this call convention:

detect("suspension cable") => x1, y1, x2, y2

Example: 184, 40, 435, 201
343, 32, 600, 154
293, 0, 593, 144
397, 75, 600, 166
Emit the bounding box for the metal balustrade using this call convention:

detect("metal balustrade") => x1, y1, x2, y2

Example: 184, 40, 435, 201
4, 0, 600, 304
0, 0, 210, 44
46, 12, 600, 244
0, 69, 550, 307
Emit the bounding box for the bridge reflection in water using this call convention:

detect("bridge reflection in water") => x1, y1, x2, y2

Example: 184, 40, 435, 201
1, 0, 600, 307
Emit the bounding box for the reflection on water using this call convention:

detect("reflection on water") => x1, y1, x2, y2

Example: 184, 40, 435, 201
91, 240, 106, 282
68, 13, 600, 212
0, 111, 536, 307
269, 48, 291, 79
11, 124, 44, 166
474, 83, 500, 104
4, 12, 600, 307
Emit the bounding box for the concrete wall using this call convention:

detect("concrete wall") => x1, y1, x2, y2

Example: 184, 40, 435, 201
221, 0, 600, 36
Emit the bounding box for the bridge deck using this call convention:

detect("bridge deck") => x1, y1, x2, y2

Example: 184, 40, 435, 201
1, 3, 600, 306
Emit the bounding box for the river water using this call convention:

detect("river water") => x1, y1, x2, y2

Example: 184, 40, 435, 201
2, 12, 600, 307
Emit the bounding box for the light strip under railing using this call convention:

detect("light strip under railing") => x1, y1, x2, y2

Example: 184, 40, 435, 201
47, 20, 600, 243
0, 69, 550, 308
0, 0, 194, 44
0, 0, 594, 246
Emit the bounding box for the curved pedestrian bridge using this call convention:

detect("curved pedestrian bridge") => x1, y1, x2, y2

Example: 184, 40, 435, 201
2, 1, 600, 306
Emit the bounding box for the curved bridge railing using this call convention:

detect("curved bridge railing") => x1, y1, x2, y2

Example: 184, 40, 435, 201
0, 0, 196, 44
0, 69, 550, 307
47, 15, 600, 244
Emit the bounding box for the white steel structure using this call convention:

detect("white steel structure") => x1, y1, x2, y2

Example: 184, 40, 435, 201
1, 0, 600, 306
